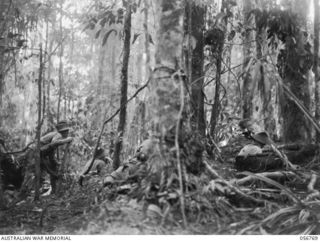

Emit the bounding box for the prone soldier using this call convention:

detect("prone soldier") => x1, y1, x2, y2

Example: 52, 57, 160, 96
81, 147, 112, 179
103, 138, 156, 186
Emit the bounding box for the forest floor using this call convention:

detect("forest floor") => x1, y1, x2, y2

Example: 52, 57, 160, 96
0, 162, 245, 235
0, 149, 320, 235
0, 180, 213, 235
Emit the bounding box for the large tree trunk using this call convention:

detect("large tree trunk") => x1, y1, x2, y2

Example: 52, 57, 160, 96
189, 2, 206, 137
139, 0, 150, 141
0, 0, 10, 207
242, 0, 255, 119
150, 0, 185, 135
255, 0, 275, 136
149, 0, 188, 226
280, 0, 311, 143
314, 0, 320, 142
0, 0, 11, 114
112, 2, 132, 170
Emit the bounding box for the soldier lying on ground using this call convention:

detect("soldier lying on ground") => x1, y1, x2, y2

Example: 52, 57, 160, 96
19, 121, 72, 195
103, 138, 156, 186
81, 147, 113, 179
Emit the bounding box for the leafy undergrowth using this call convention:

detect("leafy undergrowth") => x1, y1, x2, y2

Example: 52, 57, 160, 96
1, 151, 320, 235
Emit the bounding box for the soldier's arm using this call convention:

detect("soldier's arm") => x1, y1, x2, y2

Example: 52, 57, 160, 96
40, 137, 73, 152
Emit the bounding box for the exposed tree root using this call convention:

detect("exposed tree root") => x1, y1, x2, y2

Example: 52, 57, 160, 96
234, 171, 297, 186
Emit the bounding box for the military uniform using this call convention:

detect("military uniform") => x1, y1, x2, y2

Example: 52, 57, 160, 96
80, 148, 112, 186
19, 121, 72, 195
103, 158, 145, 184
103, 138, 156, 185
82, 158, 111, 177
39, 131, 64, 193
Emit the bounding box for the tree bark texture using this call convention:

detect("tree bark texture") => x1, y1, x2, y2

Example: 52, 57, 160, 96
255, 0, 275, 137
57, 0, 64, 123
35, 44, 43, 201
0, 0, 12, 113
46, 21, 55, 129
242, 0, 255, 119
209, 28, 225, 137
189, 3, 206, 137
0, 0, 11, 111
150, 0, 185, 135
149, 0, 204, 176
112, 2, 132, 170
314, 0, 320, 142
92, 44, 107, 129
280, 0, 311, 143
139, 0, 150, 140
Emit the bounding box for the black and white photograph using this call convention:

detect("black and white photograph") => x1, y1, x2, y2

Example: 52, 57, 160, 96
0, 0, 319, 236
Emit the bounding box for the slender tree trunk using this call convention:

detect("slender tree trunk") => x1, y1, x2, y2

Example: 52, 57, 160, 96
57, 0, 63, 123
95, 45, 106, 128
68, 25, 75, 120
35, 43, 43, 201
242, 0, 255, 119
209, 30, 225, 137
188, 2, 206, 137
314, 0, 320, 142
109, 44, 116, 131
47, 23, 54, 128
112, 2, 132, 170
140, 0, 150, 140
64, 91, 67, 120
209, 2, 228, 137
43, 19, 49, 127
97, 46, 106, 96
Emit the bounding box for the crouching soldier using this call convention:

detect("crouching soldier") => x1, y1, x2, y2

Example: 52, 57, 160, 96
20, 121, 73, 196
